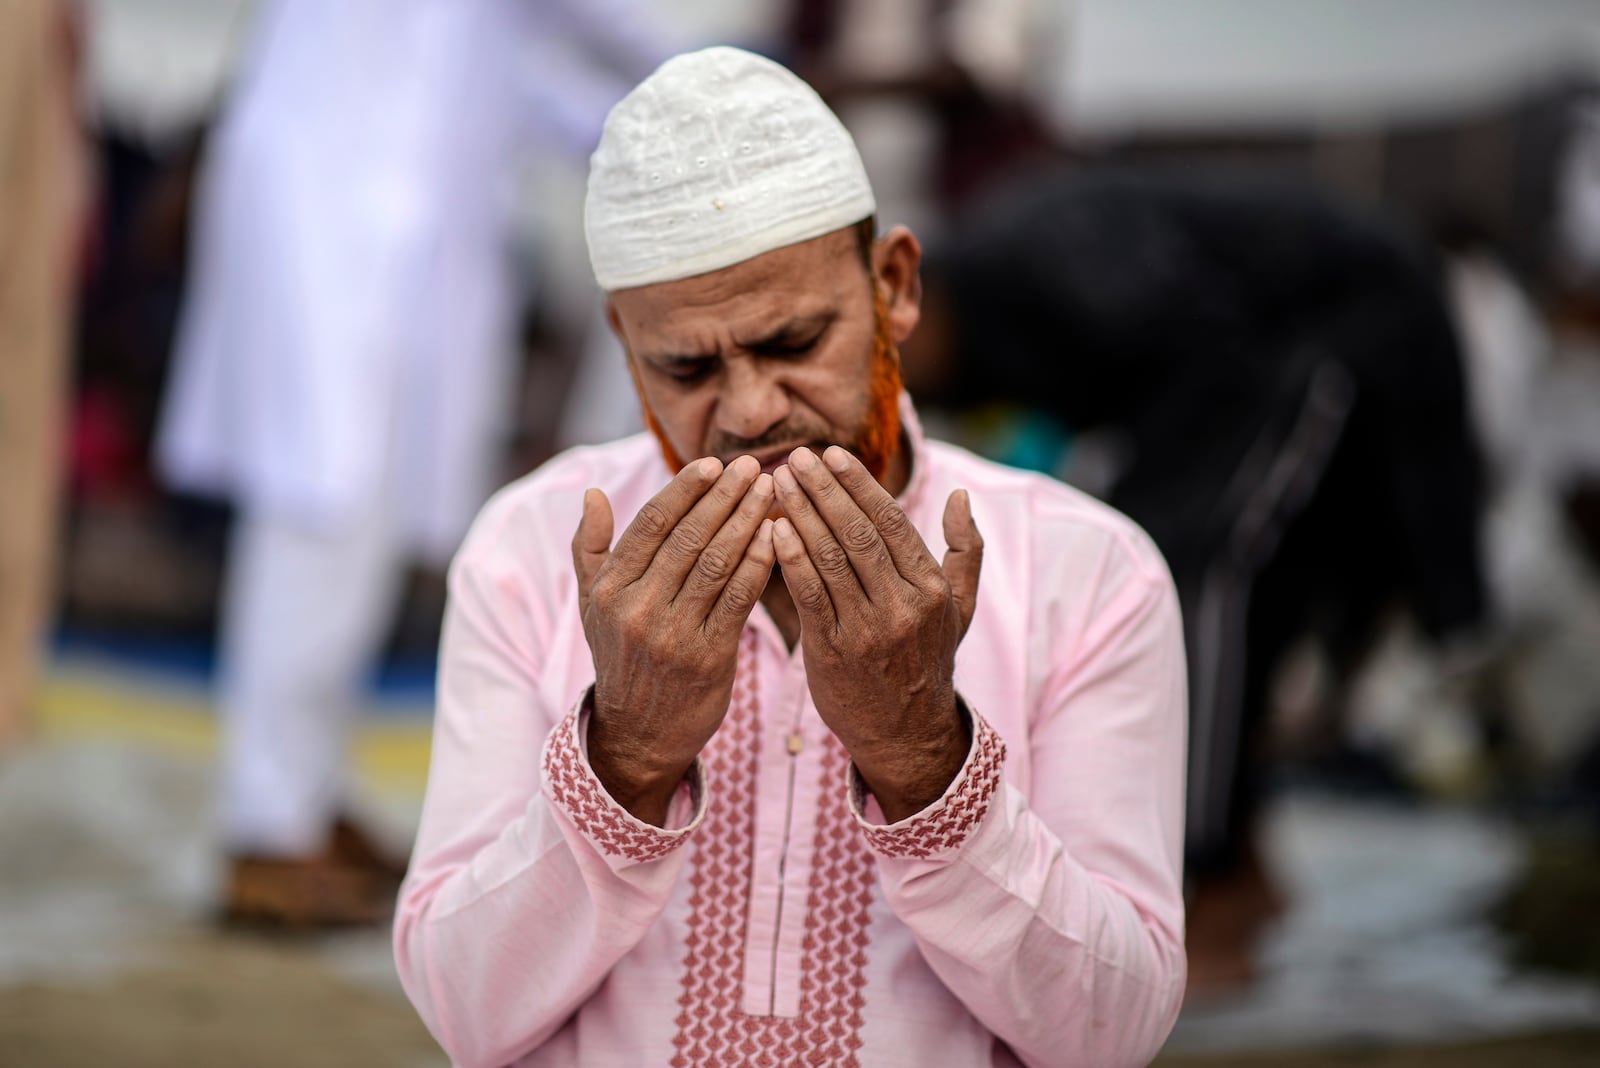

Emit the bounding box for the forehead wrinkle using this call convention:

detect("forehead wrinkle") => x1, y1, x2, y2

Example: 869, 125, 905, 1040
633, 322, 725, 365
733, 309, 836, 350
636, 310, 833, 366
642, 291, 839, 360
618, 228, 868, 361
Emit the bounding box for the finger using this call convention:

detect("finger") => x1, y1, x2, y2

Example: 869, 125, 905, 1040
773, 459, 867, 606
676, 469, 775, 611
787, 447, 901, 601
706, 517, 777, 636
941, 489, 984, 638
647, 454, 762, 593
572, 488, 614, 621
772, 515, 838, 633
821, 445, 939, 581
607, 456, 723, 584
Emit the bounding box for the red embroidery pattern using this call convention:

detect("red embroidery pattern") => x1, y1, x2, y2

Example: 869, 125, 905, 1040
541, 704, 690, 864
857, 711, 1006, 860
671, 634, 877, 1066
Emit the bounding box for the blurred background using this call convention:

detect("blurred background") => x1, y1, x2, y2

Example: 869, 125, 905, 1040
3, 0, 1600, 1064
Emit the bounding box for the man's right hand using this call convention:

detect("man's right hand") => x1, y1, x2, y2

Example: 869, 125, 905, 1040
571, 455, 776, 826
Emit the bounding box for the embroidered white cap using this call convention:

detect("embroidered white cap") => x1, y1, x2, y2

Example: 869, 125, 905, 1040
585, 46, 876, 292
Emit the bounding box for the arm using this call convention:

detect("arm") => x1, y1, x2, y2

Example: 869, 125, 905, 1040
772, 446, 1187, 1066
858, 566, 1188, 1068
392, 502, 702, 1068
394, 458, 777, 1066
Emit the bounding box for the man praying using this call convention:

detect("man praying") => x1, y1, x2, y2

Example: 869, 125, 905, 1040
394, 46, 1188, 1068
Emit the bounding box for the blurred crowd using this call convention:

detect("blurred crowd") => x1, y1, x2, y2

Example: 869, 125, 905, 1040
5, 0, 1600, 1007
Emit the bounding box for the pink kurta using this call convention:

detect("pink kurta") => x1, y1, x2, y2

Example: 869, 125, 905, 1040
395, 401, 1188, 1067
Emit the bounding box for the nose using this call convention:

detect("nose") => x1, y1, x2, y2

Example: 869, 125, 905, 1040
715, 359, 790, 442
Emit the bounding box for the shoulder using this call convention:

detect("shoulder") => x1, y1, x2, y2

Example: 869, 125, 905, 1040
923, 440, 1169, 580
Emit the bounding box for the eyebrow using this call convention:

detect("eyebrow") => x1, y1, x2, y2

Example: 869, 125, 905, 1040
643, 311, 837, 367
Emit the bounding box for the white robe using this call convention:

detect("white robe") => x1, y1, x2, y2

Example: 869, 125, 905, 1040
158, 0, 671, 561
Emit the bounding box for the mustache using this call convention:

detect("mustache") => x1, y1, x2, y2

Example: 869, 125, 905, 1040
708, 421, 838, 459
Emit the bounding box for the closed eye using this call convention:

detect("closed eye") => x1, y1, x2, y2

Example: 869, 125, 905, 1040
746, 312, 834, 360
749, 327, 828, 360
657, 357, 716, 384
749, 339, 818, 358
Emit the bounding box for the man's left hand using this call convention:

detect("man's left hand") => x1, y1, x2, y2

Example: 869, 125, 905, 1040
772, 445, 983, 823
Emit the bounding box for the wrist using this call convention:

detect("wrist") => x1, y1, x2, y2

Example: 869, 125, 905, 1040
852, 698, 971, 824
586, 702, 693, 828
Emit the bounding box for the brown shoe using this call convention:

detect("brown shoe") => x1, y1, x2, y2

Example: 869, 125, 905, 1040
219, 850, 395, 932
329, 815, 410, 886
1183, 844, 1287, 1000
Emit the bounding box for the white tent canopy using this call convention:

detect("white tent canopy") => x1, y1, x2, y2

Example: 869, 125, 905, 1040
1053, 0, 1600, 139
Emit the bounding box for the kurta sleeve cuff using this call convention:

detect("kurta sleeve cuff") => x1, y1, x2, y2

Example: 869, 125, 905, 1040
847, 701, 1007, 860
540, 694, 706, 865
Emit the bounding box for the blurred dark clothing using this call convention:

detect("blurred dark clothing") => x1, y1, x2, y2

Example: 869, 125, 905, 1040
928, 167, 1488, 871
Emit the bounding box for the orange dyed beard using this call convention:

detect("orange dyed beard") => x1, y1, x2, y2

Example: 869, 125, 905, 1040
857, 285, 905, 484
630, 285, 903, 485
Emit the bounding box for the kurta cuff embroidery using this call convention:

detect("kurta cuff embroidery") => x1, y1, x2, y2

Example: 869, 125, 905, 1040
848, 703, 1007, 859
541, 699, 705, 863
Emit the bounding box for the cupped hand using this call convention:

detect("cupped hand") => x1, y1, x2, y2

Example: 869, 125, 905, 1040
571, 455, 776, 824
770, 446, 983, 822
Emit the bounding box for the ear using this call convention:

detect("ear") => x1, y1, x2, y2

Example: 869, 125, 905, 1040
872, 225, 923, 344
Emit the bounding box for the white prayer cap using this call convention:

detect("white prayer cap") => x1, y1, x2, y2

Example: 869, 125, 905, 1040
585, 46, 876, 292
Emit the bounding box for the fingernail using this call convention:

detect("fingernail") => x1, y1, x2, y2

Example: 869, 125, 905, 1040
774, 517, 795, 541
730, 454, 759, 479
774, 465, 798, 492
754, 472, 774, 497
696, 457, 721, 479
790, 447, 817, 472
823, 446, 850, 472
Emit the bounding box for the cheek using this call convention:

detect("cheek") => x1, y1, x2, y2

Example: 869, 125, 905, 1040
792, 330, 878, 429
674, 395, 717, 453
628, 360, 698, 468
639, 383, 712, 454
779, 376, 856, 440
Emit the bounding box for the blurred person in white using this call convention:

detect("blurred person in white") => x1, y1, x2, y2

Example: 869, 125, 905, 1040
0, 0, 86, 752
156, 0, 681, 928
